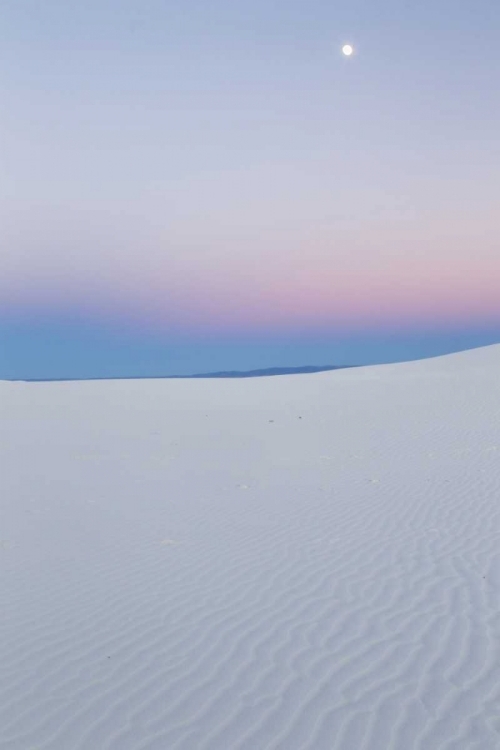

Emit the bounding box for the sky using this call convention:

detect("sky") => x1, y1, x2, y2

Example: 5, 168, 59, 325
1, 0, 499, 378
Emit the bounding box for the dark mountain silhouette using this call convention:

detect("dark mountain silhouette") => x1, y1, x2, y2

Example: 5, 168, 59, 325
20, 365, 356, 382
173, 365, 356, 379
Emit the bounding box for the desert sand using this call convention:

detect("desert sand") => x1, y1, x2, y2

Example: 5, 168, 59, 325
1, 344, 500, 749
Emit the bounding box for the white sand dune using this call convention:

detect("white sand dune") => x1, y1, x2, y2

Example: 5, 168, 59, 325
1, 344, 500, 750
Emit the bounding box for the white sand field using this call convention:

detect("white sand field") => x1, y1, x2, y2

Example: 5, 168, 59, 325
1, 344, 500, 750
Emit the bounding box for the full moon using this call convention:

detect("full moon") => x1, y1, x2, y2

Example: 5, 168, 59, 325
342, 44, 354, 56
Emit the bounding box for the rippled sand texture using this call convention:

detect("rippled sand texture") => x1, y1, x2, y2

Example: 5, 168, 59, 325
1, 345, 500, 750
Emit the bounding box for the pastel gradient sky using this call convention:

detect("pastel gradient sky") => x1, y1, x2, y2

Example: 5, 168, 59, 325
2, 0, 499, 378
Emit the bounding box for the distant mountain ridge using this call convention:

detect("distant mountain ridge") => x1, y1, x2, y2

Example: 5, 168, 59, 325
172, 365, 356, 379
19, 365, 355, 382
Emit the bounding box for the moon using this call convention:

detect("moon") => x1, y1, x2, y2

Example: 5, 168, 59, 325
342, 44, 354, 56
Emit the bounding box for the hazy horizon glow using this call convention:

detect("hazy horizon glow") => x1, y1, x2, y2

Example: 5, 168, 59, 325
1, 0, 499, 377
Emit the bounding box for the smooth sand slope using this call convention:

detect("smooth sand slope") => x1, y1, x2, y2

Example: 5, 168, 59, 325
1, 345, 500, 750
